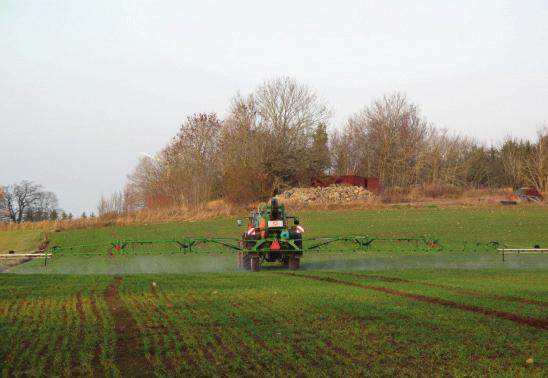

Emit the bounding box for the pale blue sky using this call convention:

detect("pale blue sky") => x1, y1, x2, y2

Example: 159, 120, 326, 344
1, 0, 547, 214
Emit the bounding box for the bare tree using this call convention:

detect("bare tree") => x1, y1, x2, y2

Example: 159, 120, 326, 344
0, 181, 59, 223
96, 185, 135, 216
336, 93, 432, 186
219, 97, 267, 202
0, 187, 5, 221
127, 154, 168, 209
225, 78, 331, 197
162, 113, 223, 206
520, 128, 548, 192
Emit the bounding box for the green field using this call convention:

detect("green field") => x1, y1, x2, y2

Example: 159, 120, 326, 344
7, 206, 548, 274
0, 230, 44, 271
1, 271, 546, 377
1, 206, 547, 376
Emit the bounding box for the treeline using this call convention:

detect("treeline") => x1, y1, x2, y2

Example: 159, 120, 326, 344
0, 181, 70, 223
331, 93, 547, 190
100, 78, 547, 214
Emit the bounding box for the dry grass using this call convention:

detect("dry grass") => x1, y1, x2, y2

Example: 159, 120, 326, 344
0, 200, 244, 232
380, 184, 516, 204
0, 187, 542, 232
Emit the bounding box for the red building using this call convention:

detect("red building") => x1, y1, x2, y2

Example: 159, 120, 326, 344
311, 175, 380, 193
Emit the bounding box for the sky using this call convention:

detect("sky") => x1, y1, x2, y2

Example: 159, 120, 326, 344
1, 0, 547, 215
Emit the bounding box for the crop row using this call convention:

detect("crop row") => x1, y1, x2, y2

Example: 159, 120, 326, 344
0, 276, 115, 377
1, 271, 546, 376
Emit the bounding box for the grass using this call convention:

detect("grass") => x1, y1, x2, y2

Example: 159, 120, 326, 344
41, 205, 548, 244
0, 271, 546, 376
0, 229, 44, 271
0, 230, 44, 252
7, 206, 548, 274
1, 206, 547, 376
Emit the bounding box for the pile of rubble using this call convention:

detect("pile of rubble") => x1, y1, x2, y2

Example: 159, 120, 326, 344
278, 185, 375, 204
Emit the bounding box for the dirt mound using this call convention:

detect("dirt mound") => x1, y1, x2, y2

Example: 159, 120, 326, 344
278, 185, 375, 204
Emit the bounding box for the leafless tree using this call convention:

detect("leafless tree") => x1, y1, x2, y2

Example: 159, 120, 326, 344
335, 93, 432, 186
520, 127, 548, 192
225, 78, 331, 197
162, 113, 223, 206
126, 155, 166, 210
0, 181, 59, 223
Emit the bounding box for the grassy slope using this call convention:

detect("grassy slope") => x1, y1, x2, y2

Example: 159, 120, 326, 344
44, 205, 548, 244
0, 230, 44, 271
0, 230, 44, 252
9, 206, 548, 273
1, 206, 547, 376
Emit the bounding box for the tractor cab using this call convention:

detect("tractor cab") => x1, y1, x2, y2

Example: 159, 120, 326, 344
260, 198, 287, 232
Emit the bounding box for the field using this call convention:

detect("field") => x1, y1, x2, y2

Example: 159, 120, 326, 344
0, 230, 44, 271
1, 206, 547, 376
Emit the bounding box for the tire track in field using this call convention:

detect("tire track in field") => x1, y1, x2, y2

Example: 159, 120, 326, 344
72, 292, 86, 375
89, 295, 106, 378
340, 272, 548, 308
282, 273, 548, 330
104, 276, 151, 377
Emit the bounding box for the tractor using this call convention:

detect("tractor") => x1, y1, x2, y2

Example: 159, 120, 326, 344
237, 198, 303, 271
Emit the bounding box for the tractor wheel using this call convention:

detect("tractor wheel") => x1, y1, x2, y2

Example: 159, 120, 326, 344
250, 254, 261, 272
288, 256, 300, 270
282, 257, 289, 268
237, 252, 243, 269
242, 254, 251, 270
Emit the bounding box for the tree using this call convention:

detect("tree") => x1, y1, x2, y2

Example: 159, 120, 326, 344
0, 181, 59, 223
50, 209, 58, 221
126, 156, 166, 210
81, 212, 87, 219
219, 98, 266, 202
330, 129, 357, 175
519, 128, 548, 193
222, 77, 331, 200
97, 191, 124, 216
162, 113, 223, 206
308, 123, 331, 177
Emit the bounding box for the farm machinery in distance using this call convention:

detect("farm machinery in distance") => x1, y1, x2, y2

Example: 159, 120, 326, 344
3, 198, 527, 271
237, 198, 304, 271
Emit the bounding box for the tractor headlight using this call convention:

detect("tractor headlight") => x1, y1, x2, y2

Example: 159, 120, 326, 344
280, 230, 290, 240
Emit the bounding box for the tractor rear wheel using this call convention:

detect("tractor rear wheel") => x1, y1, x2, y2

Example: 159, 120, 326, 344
288, 256, 300, 270
241, 253, 251, 270
250, 254, 261, 272
237, 252, 244, 269
282, 257, 289, 268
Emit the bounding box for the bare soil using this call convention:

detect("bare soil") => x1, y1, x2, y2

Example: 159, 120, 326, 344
104, 276, 151, 377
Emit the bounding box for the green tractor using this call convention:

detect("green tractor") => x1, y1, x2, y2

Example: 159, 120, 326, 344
238, 198, 303, 271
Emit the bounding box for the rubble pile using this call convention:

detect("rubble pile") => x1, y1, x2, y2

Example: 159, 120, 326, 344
278, 185, 375, 204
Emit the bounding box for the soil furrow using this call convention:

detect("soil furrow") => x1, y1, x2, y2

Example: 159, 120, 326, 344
104, 276, 151, 377
72, 292, 85, 374
88, 295, 105, 378
283, 273, 548, 330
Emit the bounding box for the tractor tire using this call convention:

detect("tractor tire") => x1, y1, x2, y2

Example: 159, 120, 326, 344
237, 252, 243, 269
242, 254, 251, 271
288, 256, 300, 270
250, 254, 261, 272
282, 257, 289, 268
